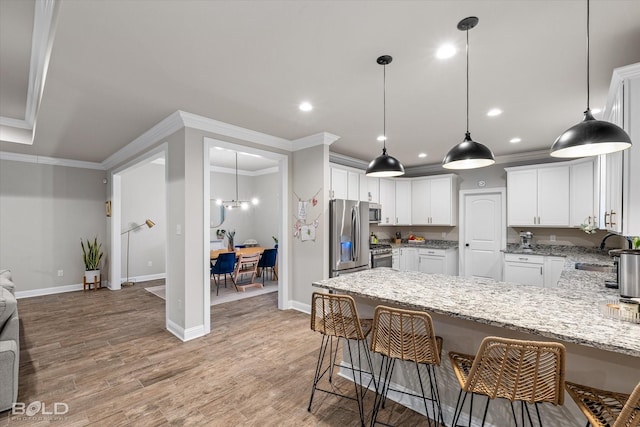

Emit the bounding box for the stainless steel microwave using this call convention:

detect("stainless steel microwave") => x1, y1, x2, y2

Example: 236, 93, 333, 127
369, 203, 382, 223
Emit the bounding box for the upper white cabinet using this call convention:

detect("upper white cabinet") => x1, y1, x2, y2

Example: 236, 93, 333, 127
601, 63, 640, 235
570, 159, 598, 228
506, 165, 570, 226
330, 164, 368, 202
379, 178, 396, 225
330, 167, 348, 199
412, 175, 458, 226
395, 180, 412, 225
360, 175, 379, 203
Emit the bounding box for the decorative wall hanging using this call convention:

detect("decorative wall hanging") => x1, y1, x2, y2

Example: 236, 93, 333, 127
293, 189, 321, 242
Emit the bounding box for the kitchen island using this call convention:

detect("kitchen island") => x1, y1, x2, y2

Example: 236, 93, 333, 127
312, 266, 639, 426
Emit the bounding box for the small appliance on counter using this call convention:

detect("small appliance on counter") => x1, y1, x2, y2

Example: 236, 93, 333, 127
606, 249, 621, 289
519, 231, 533, 251
395, 231, 401, 244
617, 249, 640, 298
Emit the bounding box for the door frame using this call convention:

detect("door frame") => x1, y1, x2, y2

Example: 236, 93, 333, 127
458, 187, 507, 278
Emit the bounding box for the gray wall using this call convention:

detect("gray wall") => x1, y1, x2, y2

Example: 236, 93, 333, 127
120, 162, 166, 280
0, 159, 107, 292
291, 144, 329, 307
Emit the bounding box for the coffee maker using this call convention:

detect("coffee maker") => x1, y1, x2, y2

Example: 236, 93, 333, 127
519, 231, 533, 251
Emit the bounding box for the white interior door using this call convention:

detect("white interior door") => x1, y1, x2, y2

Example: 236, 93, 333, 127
463, 191, 504, 280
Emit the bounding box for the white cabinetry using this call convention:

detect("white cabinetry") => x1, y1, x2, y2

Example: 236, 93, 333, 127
347, 171, 359, 200
379, 178, 396, 225
506, 164, 571, 227
399, 247, 417, 271
570, 159, 598, 228
362, 175, 379, 203
392, 248, 399, 270
417, 248, 458, 275
504, 254, 544, 286
503, 253, 565, 287
601, 63, 640, 235
395, 180, 412, 225
411, 175, 457, 226
330, 167, 348, 200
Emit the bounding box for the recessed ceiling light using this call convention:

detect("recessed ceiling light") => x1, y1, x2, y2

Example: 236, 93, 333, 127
436, 44, 456, 59
377, 135, 386, 142
418, 153, 427, 158
591, 108, 601, 114
487, 108, 503, 117
299, 102, 313, 112
510, 137, 522, 143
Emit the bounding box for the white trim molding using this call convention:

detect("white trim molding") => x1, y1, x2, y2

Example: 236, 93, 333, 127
0, 151, 104, 170
166, 319, 207, 342
16, 283, 88, 299
0, 0, 58, 145
292, 132, 340, 151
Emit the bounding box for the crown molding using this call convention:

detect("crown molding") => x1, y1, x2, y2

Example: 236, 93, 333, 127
292, 132, 340, 151
329, 152, 369, 170
0, 151, 104, 170
0, 0, 58, 146
101, 111, 184, 170
179, 111, 292, 151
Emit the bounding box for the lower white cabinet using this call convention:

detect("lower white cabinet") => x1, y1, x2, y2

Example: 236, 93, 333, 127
503, 253, 565, 287
392, 248, 399, 270
399, 247, 418, 271
417, 248, 458, 275
397, 247, 458, 275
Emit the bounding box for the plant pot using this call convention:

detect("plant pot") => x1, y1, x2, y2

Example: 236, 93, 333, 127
84, 269, 100, 282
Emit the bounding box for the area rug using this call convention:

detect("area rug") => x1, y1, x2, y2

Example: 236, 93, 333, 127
144, 279, 278, 306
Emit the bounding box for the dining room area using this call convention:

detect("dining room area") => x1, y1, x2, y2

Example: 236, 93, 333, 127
208, 143, 282, 304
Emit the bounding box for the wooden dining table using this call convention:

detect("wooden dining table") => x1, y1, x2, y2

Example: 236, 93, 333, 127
210, 246, 266, 261
210, 246, 274, 278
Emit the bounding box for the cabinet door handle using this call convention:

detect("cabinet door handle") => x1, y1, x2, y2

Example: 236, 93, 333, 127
518, 257, 529, 261
540, 266, 543, 275
604, 211, 610, 226
610, 211, 617, 226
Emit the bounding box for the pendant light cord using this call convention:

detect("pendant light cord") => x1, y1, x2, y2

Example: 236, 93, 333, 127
383, 61, 387, 151
235, 151, 239, 202
586, 0, 590, 110
466, 27, 470, 133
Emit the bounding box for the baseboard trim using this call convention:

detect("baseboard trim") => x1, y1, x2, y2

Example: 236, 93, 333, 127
289, 300, 311, 314
121, 272, 166, 284
166, 319, 207, 342
16, 283, 85, 299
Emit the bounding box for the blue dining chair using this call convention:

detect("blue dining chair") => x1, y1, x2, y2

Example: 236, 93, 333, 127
257, 248, 278, 284
211, 252, 237, 295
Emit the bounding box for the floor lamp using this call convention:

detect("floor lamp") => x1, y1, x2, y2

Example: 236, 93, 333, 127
121, 219, 155, 286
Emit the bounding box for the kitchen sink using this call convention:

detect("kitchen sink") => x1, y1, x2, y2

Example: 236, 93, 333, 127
574, 262, 616, 273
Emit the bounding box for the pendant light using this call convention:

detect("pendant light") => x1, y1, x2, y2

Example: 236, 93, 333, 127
550, 0, 631, 157
216, 152, 259, 210
443, 17, 495, 170
366, 55, 405, 177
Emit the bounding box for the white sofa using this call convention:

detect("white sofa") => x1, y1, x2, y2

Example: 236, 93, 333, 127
0, 269, 18, 413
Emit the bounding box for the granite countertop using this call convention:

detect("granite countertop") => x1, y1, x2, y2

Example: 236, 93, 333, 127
313, 266, 639, 357
503, 244, 614, 260
387, 240, 458, 250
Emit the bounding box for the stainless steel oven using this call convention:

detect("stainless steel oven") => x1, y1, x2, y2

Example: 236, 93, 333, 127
370, 243, 393, 268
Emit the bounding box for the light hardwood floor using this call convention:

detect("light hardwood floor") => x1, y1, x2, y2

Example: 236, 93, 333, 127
1, 285, 431, 426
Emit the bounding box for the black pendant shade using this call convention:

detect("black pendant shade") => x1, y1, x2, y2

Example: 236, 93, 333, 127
366, 55, 405, 177
443, 132, 495, 170
366, 147, 405, 177
442, 16, 495, 170
550, 0, 632, 158
551, 110, 632, 158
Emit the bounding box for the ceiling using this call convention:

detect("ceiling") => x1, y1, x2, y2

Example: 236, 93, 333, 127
1, 0, 639, 169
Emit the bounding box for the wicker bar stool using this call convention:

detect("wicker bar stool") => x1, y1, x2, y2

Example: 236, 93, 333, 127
308, 292, 377, 427
565, 381, 640, 427
448, 336, 565, 427
369, 305, 444, 427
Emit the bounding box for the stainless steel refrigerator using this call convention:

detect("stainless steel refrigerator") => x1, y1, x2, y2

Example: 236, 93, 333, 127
329, 199, 370, 277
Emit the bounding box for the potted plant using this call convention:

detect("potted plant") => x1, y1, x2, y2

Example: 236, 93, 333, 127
81, 237, 104, 282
